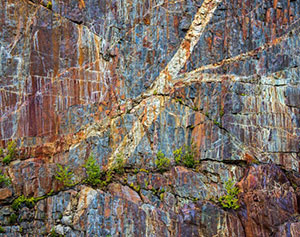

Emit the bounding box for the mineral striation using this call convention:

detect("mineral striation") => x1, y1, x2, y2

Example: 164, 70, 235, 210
0, 0, 299, 236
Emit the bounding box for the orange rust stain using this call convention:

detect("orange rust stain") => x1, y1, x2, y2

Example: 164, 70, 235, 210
273, 0, 278, 8
244, 153, 255, 164
143, 14, 150, 25
78, 0, 86, 9
206, 36, 213, 51
182, 40, 191, 57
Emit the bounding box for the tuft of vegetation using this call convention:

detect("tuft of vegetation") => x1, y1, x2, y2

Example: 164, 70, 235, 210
55, 164, 74, 187
83, 155, 102, 186
220, 108, 224, 118
12, 195, 44, 211
174, 144, 198, 168
112, 153, 125, 174
219, 179, 240, 210
129, 183, 141, 192
2, 140, 17, 165
0, 170, 11, 186
173, 147, 183, 165
49, 227, 58, 237
213, 119, 220, 126
46, 1, 52, 10
9, 213, 18, 224
83, 155, 112, 187
0, 226, 5, 233
155, 150, 170, 172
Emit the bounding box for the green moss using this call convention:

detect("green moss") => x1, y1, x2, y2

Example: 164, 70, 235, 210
219, 179, 240, 210
55, 164, 74, 187
160, 193, 164, 201
0, 226, 5, 233
153, 90, 158, 95
0, 148, 3, 157
205, 112, 209, 117
155, 150, 170, 172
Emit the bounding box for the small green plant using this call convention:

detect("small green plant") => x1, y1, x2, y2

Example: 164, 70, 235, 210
83, 155, 102, 186
140, 168, 149, 173
155, 150, 170, 172
173, 145, 197, 168
83, 155, 112, 187
3, 155, 11, 165
213, 119, 220, 126
220, 108, 224, 118
12, 195, 26, 210
2, 140, 17, 165
153, 90, 158, 95
0, 226, 5, 233
218, 179, 240, 210
173, 147, 183, 165
55, 164, 74, 187
0, 170, 11, 186
130, 183, 141, 192
46, 1, 52, 10
11, 195, 42, 210
175, 98, 183, 104
9, 213, 17, 224
0, 148, 3, 157
50, 227, 58, 237
182, 144, 197, 168
112, 153, 125, 174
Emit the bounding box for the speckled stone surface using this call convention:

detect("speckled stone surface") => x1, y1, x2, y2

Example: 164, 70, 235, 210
0, 0, 299, 236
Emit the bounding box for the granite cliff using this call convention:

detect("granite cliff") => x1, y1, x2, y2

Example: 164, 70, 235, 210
0, 0, 299, 236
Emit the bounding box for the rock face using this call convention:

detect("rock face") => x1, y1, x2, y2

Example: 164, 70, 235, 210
0, 0, 299, 236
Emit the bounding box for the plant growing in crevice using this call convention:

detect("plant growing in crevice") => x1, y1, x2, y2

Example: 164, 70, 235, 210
83, 155, 112, 187
2, 140, 17, 165
0, 170, 11, 186
46, 1, 52, 10
112, 153, 125, 174
155, 150, 170, 172
55, 164, 74, 187
83, 155, 102, 186
12, 195, 44, 211
9, 213, 18, 224
173, 144, 198, 168
218, 179, 240, 210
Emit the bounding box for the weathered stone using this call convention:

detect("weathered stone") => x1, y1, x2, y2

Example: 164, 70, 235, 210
0, 0, 300, 236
